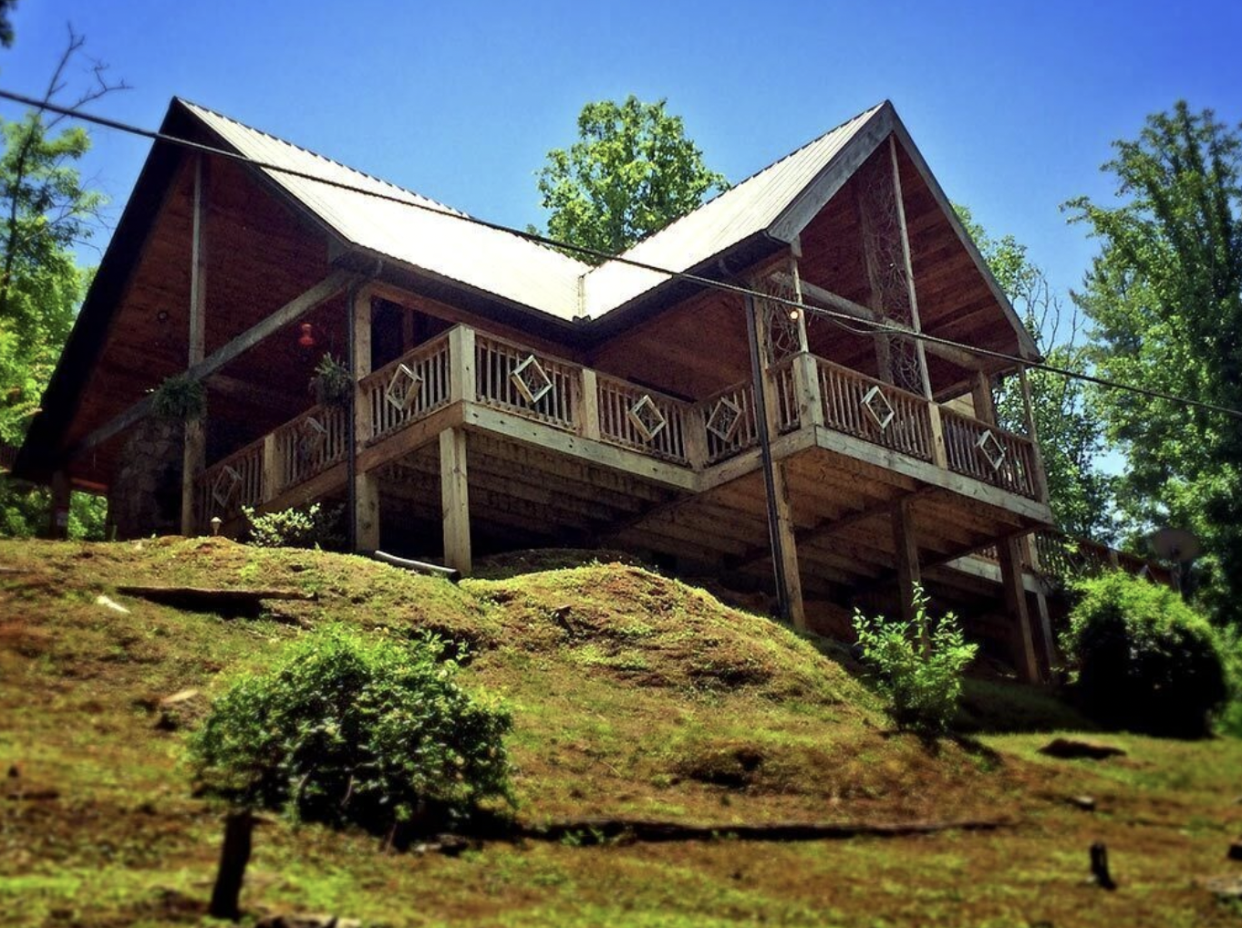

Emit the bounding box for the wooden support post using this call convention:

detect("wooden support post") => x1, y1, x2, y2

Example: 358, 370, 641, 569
440, 428, 471, 574
261, 433, 281, 502
856, 185, 894, 384
788, 254, 825, 430
1024, 533, 1057, 677
998, 534, 1041, 683
684, 404, 709, 470
351, 287, 374, 552
355, 472, 380, 552
927, 403, 949, 469
972, 370, 997, 424
1018, 367, 1050, 503
889, 135, 934, 402
401, 308, 416, 352
448, 326, 477, 404
773, 460, 806, 631
47, 470, 71, 539
577, 368, 601, 441
352, 287, 374, 443
891, 496, 922, 628
181, 154, 208, 536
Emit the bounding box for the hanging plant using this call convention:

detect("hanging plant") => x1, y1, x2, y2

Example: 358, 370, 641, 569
310, 353, 352, 408
150, 374, 207, 421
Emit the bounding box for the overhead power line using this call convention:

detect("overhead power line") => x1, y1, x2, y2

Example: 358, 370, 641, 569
1, 87, 1240, 423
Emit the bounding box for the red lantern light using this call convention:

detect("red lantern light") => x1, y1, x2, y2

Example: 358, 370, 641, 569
298, 322, 316, 348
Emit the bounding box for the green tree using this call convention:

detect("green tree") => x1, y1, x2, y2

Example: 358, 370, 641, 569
533, 96, 728, 262
0, 29, 124, 538
1067, 102, 1242, 626
957, 207, 1117, 540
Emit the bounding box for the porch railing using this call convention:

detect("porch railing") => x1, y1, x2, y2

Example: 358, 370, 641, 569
941, 409, 1039, 499
595, 374, 693, 464
360, 332, 453, 442
193, 329, 1050, 529
816, 358, 935, 462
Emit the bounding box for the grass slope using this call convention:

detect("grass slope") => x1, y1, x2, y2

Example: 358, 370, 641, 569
1, 538, 1240, 927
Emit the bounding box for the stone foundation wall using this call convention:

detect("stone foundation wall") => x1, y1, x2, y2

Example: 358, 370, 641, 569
109, 418, 183, 539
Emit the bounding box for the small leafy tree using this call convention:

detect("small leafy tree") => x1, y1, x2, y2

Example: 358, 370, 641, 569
533, 95, 728, 261
852, 585, 978, 734
1062, 570, 1228, 736
189, 627, 513, 916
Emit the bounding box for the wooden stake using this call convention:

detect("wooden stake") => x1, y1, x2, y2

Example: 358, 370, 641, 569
209, 809, 254, 921
440, 428, 471, 574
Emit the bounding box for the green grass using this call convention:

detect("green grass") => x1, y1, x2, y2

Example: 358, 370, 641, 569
1, 538, 1240, 927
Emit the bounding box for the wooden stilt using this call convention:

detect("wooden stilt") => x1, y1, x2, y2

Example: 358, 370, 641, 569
180, 154, 208, 536
47, 471, 71, 539
440, 427, 471, 574
355, 472, 380, 552
773, 460, 806, 631
891, 496, 921, 626
998, 535, 1040, 683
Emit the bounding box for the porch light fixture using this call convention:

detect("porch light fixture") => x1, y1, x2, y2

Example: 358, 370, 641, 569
298, 322, 316, 348
626, 394, 667, 443
861, 385, 896, 431
385, 363, 423, 412
510, 354, 553, 405
976, 429, 1007, 471
706, 397, 743, 443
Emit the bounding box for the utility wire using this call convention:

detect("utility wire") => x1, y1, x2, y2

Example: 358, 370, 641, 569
2, 86, 1240, 423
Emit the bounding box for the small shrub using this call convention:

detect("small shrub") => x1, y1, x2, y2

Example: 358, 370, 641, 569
852, 585, 978, 734
243, 502, 344, 550
150, 374, 206, 421
1062, 571, 1228, 737
188, 626, 514, 836
309, 353, 352, 408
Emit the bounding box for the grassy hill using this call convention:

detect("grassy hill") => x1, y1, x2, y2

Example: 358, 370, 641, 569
1, 538, 1240, 927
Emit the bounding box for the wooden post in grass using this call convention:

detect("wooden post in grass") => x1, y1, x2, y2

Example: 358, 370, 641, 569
209, 809, 254, 921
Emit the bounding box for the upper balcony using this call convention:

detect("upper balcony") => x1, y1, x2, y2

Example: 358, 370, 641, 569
196, 323, 1051, 545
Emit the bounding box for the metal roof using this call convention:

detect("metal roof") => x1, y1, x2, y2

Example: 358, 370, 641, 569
181, 99, 886, 323
583, 103, 886, 318
183, 101, 591, 321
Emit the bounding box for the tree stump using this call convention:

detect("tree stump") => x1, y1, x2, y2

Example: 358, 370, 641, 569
209, 810, 255, 921
1090, 841, 1116, 890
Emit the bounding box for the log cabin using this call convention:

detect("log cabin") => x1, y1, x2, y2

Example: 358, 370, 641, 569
18, 98, 1075, 680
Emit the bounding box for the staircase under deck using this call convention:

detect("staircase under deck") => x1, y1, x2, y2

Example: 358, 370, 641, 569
197, 324, 1053, 616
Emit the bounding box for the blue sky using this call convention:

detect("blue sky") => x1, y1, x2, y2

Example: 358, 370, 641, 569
1, 0, 1239, 306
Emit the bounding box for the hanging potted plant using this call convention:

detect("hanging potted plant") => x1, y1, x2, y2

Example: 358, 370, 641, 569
150, 374, 207, 421
309, 353, 352, 408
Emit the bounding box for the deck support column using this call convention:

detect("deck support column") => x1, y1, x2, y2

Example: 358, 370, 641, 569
999, 535, 1041, 683
746, 292, 805, 630
1025, 533, 1057, 677
440, 427, 471, 575
891, 496, 922, 629
181, 154, 208, 535
350, 286, 375, 552
46, 470, 71, 539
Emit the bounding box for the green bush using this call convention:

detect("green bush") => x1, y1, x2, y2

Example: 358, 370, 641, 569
188, 626, 514, 837
852, 585, 978, 734
1063, 571, 1228, 736
243, 502, 344, 550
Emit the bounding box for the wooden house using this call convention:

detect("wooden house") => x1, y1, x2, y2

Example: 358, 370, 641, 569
17, 99, 1063, 680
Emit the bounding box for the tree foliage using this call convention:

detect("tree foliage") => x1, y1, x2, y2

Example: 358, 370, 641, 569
957, 207, 1117, 540
0, 29, 124, 539
533, 96, 728, 262
1067, 102, 1242, 625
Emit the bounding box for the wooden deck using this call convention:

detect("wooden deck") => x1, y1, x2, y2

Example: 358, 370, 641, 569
197, 323, 1053, 593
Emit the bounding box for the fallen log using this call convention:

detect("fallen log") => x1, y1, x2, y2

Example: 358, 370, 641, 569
115, 585, 316, 617
520, 816, 1013, 845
